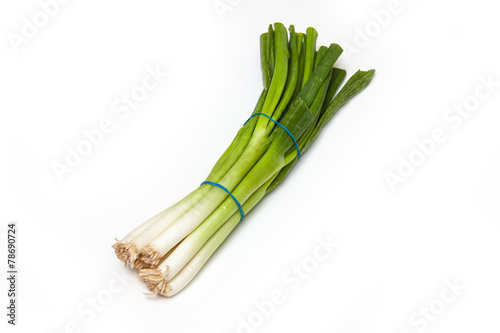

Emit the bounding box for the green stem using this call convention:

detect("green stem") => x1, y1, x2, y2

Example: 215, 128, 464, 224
302, 27, 318, 87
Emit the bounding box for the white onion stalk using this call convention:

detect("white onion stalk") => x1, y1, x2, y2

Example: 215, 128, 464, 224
140, 176, 272, 296
113, 186, 209, 268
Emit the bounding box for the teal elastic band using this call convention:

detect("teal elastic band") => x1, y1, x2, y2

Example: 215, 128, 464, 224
200, 181, 245, 221
244, 113, 301, 159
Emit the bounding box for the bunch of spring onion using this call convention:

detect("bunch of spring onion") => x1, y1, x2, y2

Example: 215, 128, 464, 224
113, 23, 374, 297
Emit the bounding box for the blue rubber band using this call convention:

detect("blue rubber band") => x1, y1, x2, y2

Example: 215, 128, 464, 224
200, 181, 245, 221
244, 112, 301, 159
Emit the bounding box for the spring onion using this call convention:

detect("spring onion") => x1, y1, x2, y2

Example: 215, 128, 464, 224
113, 23, 375, 297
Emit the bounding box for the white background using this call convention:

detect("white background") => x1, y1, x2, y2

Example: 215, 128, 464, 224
1, 0, 499, 332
